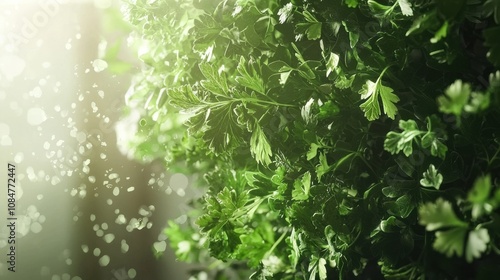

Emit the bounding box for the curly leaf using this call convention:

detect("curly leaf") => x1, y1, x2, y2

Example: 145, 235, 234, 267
199, 63, 229, 95
384, 120, 423, 156
420, 164, 443, 190
437, 80, 471, 118
250, 123, 273, 166
236, 56, 265, 94
465, 228, 490, 263
359, 75, 399, 121
419, 198, 467, 231
292, 172, 311, 201
468, 175, 493, 220
468, 175, 492, 204
433, 227, 467, 258
398, 0, 413, 16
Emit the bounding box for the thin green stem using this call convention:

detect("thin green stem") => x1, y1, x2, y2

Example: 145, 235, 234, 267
264, 230, 288, 259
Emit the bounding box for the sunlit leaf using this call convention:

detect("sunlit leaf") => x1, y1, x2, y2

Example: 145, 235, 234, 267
420, 164, 443, 190
359, 72, 399, 121
250, 123, 273, 166
465, 228, 490, 263
433, 227, 466, 258
419, 198, 467, 231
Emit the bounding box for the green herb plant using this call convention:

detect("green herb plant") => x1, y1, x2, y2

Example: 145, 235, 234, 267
120, 0, 500, 279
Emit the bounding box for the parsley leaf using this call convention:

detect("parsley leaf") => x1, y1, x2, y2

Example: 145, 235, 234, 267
437, 80, 471, 118
292, 172, 312, 201
398, 0, 413, 16
359, 69, 399, 121
250, 123, 273, 166
420, 164, 443, 190
236, 56, 266, 95
296, 10, 322, 40
384, 120, 423, 157
465, 228, 490, 263
419, 198, 467, 231
385, 117, 448, 159
325, 52, 340, 78
433, 227, 467, 258
468, 175, 493, 220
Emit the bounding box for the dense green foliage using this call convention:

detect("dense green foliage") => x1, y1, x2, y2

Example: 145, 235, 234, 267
121, 0, 500, 279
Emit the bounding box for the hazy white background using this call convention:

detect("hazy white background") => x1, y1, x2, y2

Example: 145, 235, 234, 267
0, 0, 195, 279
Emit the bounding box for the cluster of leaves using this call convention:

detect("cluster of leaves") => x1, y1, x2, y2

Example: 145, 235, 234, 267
120, 0, 500, 279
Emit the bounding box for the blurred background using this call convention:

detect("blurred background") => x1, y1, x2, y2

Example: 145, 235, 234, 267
0, 0, 197, 279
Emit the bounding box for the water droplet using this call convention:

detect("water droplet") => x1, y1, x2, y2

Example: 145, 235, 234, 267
92, 59, 108, 72
17, 216, 31, 236
127, 187, 135, 192
138, 207, 151, 217
115, 214, 126, 225
27, 108, 47, 126
76, 132, 86, 143
173, 186, 186, 196
170, 173, 189, 189
128, 269, 137, 279
98, 255, 110, 267
82, 166, 90, 174
14, 152, 24, 163
93, 248, 101, 257
30, 86, 43, 98
104, 233, 115, 243
79, 189, 87, 198
112, 187, 119, 196
81, 245, 89, 253
91, 102, 98, 113
31, 222, 43, 233
121, 240, 129, 253
51, 176, 61, 185
153, 241, 166, 253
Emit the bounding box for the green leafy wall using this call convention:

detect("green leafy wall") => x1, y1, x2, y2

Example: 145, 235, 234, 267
120, 0, 500, 279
